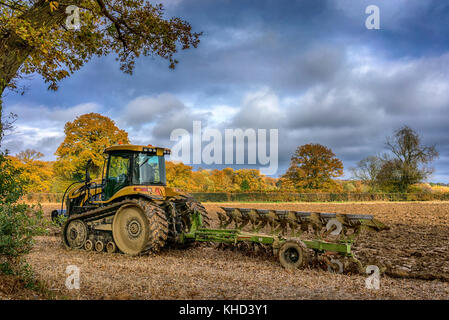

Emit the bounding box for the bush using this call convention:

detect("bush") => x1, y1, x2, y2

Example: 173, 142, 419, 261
0, 152, 47, 278
0, 153, 25, 204
0, 203, 46, 257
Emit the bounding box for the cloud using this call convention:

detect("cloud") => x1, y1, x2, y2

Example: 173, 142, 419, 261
120, 93, 185, 128
6, 102, 100, 122
229, 87, 285, 129
2, 102, 102, 159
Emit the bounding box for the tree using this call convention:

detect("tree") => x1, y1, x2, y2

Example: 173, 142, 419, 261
165, 161, 194, 190
210, 168, 237, 192
282, 143, 343, 191
0, 109, 17, 147
54, 112, 129, 180
380, 126, 439, 192
350, 155, 383, 191
8, 150, 54, 192
0, 0, 202, 128
16, 149, 44, 163
233, 169, 265, 192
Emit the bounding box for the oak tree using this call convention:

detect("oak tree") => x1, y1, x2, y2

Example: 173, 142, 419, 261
283, 143, 343, 191
54, 112, 129, 180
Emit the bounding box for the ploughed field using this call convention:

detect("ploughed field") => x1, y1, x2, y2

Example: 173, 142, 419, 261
24, 202, 449, 299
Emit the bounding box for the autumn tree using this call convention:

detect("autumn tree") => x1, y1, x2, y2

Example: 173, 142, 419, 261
54, 112, 129, 180
0, 153, 25, 203
8, 150, 54, 192
233, 169, 266, 192
191, 169, 212, 192
282, 143, 343, 191
0, 0, 202, 135
165, 161, 194, 190
210, 168, 237, 192
377, 126, 438, 192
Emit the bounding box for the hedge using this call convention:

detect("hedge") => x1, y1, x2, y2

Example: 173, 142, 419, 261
22, 192, 449, 203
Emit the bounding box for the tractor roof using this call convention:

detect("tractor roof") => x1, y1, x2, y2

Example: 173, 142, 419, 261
104, 144, 171, 155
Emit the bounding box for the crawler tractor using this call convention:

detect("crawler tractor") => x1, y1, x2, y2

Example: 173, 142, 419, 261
57, 144, 389, 272
58, 144, 210, 255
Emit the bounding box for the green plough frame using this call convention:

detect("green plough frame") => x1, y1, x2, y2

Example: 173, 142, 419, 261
181, 211, 361, 272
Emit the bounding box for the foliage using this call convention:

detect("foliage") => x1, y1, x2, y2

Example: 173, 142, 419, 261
166, 162, 277, 192
7, 150, 54, 192
240, 179, 250, 191
282, 143, 344, 191
51, 212, 67, 227
0, 203, 46, 257
0, 152, 25, 204
0, 0, 202, 94
165, 161, 194, 190
54, 112, 129, 180
0, 151, 47, 277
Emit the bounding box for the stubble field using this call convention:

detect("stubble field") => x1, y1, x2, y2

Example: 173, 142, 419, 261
22, 201, 449, 299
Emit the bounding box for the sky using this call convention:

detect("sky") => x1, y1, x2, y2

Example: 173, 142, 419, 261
2, 0, 449, 181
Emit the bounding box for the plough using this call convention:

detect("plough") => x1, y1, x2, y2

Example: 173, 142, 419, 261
182, 207, 389, 273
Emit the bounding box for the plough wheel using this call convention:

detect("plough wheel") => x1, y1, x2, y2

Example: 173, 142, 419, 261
279, 240, 307, 270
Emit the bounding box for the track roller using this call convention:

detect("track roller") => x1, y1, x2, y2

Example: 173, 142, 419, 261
95, 240, 104, 252
84, 239, 93, 251
106, 241, 117, 253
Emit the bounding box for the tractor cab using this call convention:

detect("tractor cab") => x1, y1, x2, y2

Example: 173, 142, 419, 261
101, 144, 170, 200
53, 144, 172, 220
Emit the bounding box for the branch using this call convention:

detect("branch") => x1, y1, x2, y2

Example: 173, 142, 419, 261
95, 0, 128, 50
0, 0, 26, 12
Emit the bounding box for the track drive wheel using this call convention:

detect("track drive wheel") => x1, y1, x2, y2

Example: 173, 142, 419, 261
63, 219, 88, 249
112, 199, 168, 255
278, 239, 308, 270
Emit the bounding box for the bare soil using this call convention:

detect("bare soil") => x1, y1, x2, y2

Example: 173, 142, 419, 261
0, 274, 48, 300
20, 202, 449, 299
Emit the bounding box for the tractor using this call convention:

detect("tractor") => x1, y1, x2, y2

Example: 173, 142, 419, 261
58, 144, 209, 255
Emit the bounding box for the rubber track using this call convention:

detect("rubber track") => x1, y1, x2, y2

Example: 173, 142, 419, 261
62, 199, 169, 254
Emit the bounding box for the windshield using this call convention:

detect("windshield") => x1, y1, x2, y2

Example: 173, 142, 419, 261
132, 153, 166, 185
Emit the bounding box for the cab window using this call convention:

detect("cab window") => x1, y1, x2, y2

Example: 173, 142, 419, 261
133, 153, 166, 185
104, 154, 130, 199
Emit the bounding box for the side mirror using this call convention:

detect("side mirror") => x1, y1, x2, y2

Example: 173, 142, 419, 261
85, 159, 92, 183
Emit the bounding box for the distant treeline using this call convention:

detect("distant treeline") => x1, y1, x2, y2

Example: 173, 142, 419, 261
23, 192, 449, 203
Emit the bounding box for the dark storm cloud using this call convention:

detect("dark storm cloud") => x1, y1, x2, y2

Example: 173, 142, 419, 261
6, 0, 449, 106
